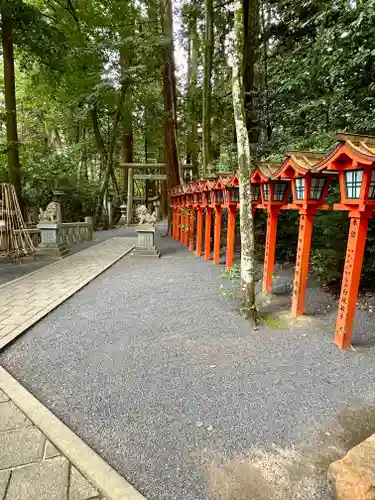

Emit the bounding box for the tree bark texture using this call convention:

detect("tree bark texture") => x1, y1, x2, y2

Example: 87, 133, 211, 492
94, 87, 126, 227
160, 0, 181, 195
243, 0, 260, 144
203, 0, 213, 174
187, 0, 199, 178
233, 0, 256, 322
1, 3, 23, 208
120, 43, 134, 197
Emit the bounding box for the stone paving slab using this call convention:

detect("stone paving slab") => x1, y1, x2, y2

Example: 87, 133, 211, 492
0, 238, 134, 350
0, 366, 144, 500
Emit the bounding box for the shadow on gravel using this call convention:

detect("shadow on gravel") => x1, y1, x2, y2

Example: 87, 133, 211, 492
208, 404, 375, 500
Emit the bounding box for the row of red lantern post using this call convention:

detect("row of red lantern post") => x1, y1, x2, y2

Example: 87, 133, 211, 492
170, 134, 375, 349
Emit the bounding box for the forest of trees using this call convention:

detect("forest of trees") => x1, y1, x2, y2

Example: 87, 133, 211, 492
2, 0, 375, 286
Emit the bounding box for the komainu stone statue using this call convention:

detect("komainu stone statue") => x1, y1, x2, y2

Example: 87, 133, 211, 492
38, 202, 61, 222
136, 205, 157, 225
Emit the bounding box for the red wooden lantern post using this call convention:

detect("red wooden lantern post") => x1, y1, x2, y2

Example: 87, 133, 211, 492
212, 179, 225, 264
202, 183, 212, 261
182, 189, 190, 246
273, 152, 332, 316
179, 190, 186, 245
185, 185, 195, 251
173, 189, 180, 241
193, 182, 204, 257
222, 175, 240, 269
251, 164, 285, 293
170, 189, 177, 240
315, 134, 375, 348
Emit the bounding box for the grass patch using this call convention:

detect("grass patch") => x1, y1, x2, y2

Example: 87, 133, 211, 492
258, 312, 290, 330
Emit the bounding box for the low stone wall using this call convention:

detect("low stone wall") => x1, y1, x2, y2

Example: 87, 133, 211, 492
15, 218, 93, 251
60, 219, 93, 246
328, 434, 375, 499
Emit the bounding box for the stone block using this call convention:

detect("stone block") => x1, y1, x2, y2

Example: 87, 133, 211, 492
36, 222, 69, 259
133, 225, 160, 257
35, 242, 69, 260
0, 400, 28, 431
69, 466, 100, 500
0, 470, 11, 499
6, 456, 69, 500
136, 225, 156, 247
328, 434, 375, 499
44, 440, 60, 459
0, 427, 45, 469
37, 222, 60, 244
0, 389, 9, 403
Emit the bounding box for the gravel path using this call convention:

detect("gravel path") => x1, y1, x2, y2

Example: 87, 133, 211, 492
1, 234, 375, 499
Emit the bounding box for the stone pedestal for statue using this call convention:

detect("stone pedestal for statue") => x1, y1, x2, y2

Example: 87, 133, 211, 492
132, 224, 160, 258
35, 222, 69, 259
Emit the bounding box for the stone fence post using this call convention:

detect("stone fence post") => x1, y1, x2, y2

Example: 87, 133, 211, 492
85, 217, 93, 241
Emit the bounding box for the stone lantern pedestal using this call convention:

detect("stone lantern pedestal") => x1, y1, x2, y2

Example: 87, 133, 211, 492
117, 204, 127, 227
35, 222, 69, 259
132, 224, 160, 258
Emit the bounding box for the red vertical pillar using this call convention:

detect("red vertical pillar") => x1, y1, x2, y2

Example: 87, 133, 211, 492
213, 207, 222, 264
196, 207, 203, 257
189, 208, 195, 251
204, 207, 213, 260
179, 209, 185, 244
184, 209, 189, 246
173, 207, 179, 240
171, 208, 175, 239
291, 210, 314, 317
169, 208, 173, 236
226, 206, 236, 269
263, 208, 280, 294
334, 213, 370, 349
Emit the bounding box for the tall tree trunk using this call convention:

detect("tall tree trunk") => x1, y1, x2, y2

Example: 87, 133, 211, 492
203, 0, 213, 174
121, 128, 133, 196
186, 32, 192, 165
120, 43, 134, 198
260, 1, 271, 140
94, 88, 126, 227
91, 106, 107, 174
243, 0, 259, 144
1, 4, 22, 207
121, 103, 133, 197
187, 0, 199, 178
160, 0, 181, 196
233, 0, 256, 323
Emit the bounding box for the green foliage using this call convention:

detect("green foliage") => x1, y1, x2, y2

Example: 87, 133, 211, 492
220, 263, 241, 281
219, 264, 240, 297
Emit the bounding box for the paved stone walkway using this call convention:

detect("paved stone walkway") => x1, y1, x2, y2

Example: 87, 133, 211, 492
0, 237, 134, 350
0, 387, 105, 500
